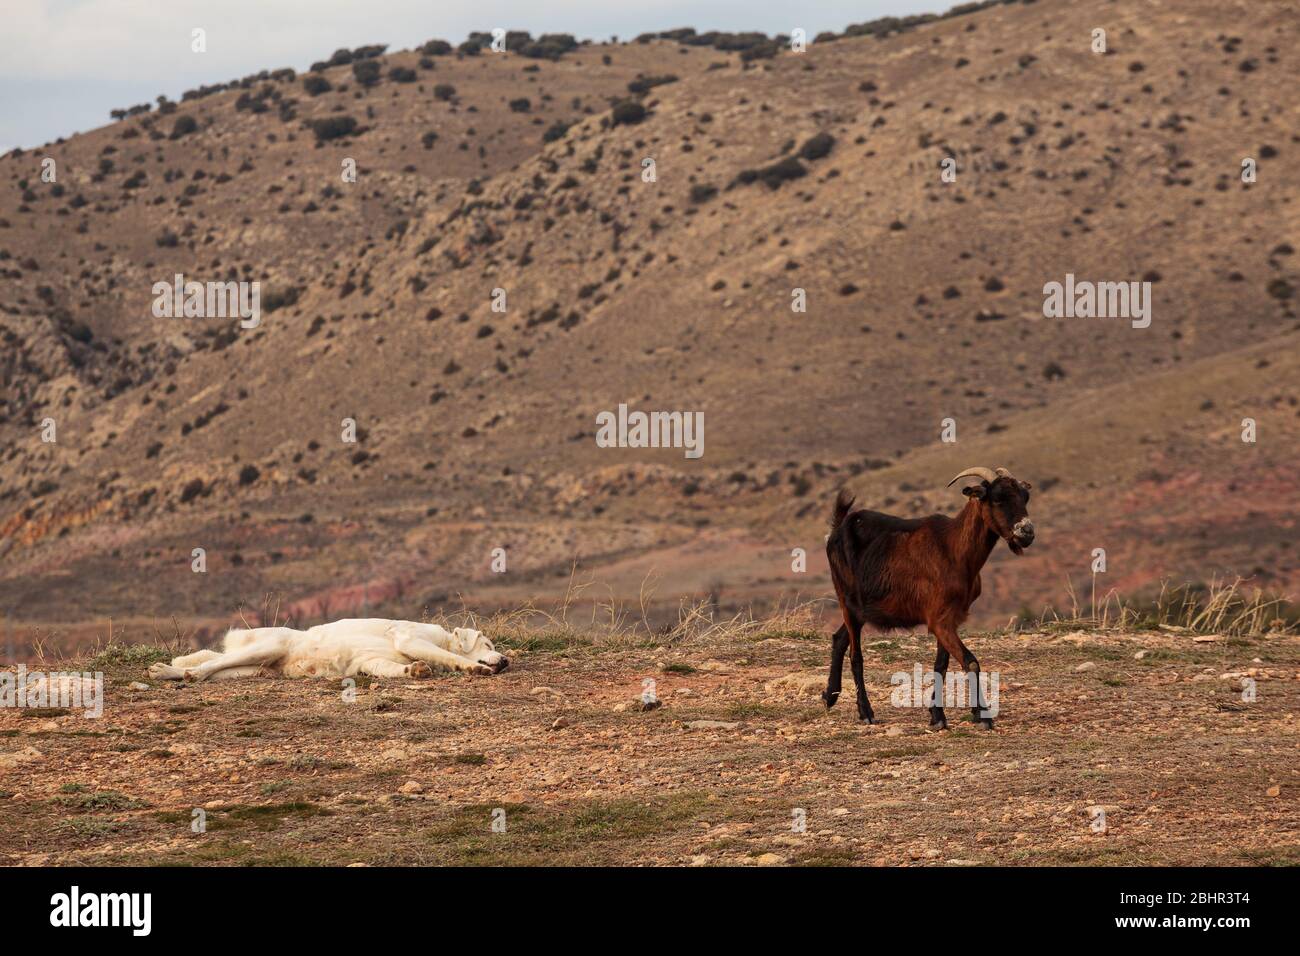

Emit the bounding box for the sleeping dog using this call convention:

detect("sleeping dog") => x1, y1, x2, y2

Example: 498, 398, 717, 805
148, 618, 509, 682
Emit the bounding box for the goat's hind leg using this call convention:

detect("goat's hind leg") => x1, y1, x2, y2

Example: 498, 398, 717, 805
822, 624, 849, 710
847, 619, 875, 724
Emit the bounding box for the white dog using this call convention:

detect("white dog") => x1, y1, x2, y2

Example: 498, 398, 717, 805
148, 618, 508, 683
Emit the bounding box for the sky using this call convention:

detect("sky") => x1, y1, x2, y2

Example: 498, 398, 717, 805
0, 0, 940, 152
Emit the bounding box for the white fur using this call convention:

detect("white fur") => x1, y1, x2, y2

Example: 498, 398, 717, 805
149, 618, 507, 683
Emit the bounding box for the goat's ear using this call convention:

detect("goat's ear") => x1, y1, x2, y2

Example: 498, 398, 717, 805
961, 483, 987, 500
1019, 480, 1033, 491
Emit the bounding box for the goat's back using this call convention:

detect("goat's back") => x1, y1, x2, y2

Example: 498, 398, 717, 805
827, 505, 957, 630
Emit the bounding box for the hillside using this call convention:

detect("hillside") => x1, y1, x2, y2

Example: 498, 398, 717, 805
1, 0, 1297, 650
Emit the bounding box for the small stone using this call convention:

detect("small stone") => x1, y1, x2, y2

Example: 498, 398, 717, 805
1266, 785, 1280, 798
399, 780, 423, 794
1133, 651, 1148, 660
1075, 662, 1096, 672
685, 720, 739, 730
129, 681, 150, 690
551, 717, 570, 730
754, 853, 785, 866
1192, 635, 1219, 643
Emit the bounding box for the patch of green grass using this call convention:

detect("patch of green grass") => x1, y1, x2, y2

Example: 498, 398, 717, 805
661, 662, 696, 674
18, 707, 70, 719
89, 644, 172, 669
495, 629, 590, 654
286, 754, 351, 771
56, 789, 146, 811
753, 628, 823, 643
792, 844, 861, 866
145, 720, 187, 735
62, 817, 123, 837
217, 802, 334, 831
421, 793, 713, 864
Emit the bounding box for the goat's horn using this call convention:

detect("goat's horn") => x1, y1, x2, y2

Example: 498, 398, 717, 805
995, 467, 1013, 478
947, 467, 998, 487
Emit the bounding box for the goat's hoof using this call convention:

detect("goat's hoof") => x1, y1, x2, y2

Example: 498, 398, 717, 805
821, 690, 840, 710
979, 718, 995, 730
856, 702, 875, 723
929, 716, 948, 730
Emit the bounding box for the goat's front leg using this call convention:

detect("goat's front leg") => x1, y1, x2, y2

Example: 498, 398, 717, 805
822, 624, 849, 709
935, 624, 993, 730
929, 645, 950, 729
961, 645, 993, 730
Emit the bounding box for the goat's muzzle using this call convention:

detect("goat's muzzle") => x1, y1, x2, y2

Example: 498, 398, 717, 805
1010, 519, 1035, 552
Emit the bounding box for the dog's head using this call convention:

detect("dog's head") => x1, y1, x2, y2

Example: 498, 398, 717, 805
452, 627, 508, 673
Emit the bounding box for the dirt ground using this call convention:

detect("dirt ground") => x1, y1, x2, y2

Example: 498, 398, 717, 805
1, 625, 1296, 866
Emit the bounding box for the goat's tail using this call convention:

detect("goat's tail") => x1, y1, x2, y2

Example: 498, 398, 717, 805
830, 488, 855, 532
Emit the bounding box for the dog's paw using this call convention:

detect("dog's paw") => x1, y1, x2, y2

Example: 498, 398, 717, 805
408, 661, 433, 678
469, 663, 494, 676
148, 663, 181, 680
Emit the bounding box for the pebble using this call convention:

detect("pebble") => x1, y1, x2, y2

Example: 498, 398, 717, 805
1075, 662, 1096, 672
399, 781, 423, 794
685, 720, 739, 730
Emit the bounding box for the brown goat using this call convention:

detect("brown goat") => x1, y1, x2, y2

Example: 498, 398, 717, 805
823, 466, 1034, 730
